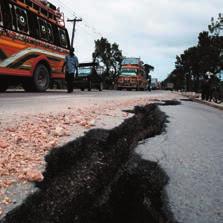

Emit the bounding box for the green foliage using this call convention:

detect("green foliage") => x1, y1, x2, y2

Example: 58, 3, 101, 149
163, 68, 185, 90
164, 16, 223, 92
111, 43, 123, 77
208, 13, 223, 36
92, 37, 123, 81
144, 64, 154, 75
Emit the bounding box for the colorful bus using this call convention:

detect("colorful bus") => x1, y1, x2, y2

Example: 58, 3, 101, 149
0, 0, 70, 92
116, 58, 148, 91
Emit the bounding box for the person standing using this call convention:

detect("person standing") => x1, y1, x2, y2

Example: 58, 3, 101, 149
201, 75, 209, 100
62, 47, 79, 93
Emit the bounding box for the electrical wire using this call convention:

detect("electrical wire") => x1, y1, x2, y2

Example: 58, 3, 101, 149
52, 0, 102, 37
50, 0, 127, 56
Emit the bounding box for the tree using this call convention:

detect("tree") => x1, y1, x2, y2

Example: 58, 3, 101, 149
144, 64, 154, 78
110, 43, 123, 78
164, 14, 223, 92
144, 64, 154, 88
92, 37, 123, 80
92, 37, 112, 74
175, 46, 199, 91
162, 68, 185, 90
208, 13, 223, 36
171, 30, 222, 91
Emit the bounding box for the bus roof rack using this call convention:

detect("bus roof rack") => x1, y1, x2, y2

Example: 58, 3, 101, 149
14, 0, 65, 27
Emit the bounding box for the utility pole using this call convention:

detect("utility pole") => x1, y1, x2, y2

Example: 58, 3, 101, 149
67, 17, 82, 48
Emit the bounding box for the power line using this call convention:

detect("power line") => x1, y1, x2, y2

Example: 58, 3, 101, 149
52, 0, 103, 38
52, 0, 77, 17
51, 0, 127, 56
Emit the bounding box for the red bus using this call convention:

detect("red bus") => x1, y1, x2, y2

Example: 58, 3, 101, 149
0, 0, 70, 92
116, 58, 148, 91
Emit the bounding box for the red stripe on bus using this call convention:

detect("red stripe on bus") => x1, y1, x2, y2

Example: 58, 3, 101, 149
0, 68, 32, 77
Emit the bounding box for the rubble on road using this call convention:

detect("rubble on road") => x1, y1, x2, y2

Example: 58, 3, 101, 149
2, 104, 174, 223
0, 93, 180, 217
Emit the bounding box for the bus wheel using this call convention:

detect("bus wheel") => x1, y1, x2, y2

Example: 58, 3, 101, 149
0, 80, 8, 92
33, 64, 50, 92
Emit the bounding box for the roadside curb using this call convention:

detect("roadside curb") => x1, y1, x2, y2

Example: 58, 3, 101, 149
179, 93, 223, 111
191, 97, 223, 111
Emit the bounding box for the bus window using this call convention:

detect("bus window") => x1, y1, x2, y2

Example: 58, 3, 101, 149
27, 11, 38, 38
37, 19, 54, 43
59, 28, 69, 48
47, 23, 54, 43
38, 18, 48, 41
52, 24, 60, 46
9, 4, 16, 31
1, 1, 13, 30
14, 5, 30, 35
41, 8, 48, 17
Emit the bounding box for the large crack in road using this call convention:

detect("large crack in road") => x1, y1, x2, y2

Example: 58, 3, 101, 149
2, 102, 180, 223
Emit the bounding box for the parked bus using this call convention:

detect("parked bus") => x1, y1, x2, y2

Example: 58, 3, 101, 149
0, 0, 70, 92
116, 57, 148, 91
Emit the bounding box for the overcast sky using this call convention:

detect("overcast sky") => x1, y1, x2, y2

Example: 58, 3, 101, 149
52, 0, 222, 80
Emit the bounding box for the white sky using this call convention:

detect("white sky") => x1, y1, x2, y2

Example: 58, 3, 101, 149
51, 0, 222, 81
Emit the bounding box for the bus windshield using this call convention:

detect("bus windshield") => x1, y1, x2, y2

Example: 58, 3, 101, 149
122, 58, 140, 65
78, 67, 91, 76
120, 69, 137, 76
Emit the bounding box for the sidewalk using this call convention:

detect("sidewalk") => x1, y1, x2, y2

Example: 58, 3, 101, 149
178, 91, 223, 111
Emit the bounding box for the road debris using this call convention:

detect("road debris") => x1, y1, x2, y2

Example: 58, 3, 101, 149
0, 93, 180, 217
2, 104, 174, 223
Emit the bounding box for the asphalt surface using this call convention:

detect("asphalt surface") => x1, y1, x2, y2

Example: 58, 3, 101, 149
0, 89, 164, 112
1, 90, 222, 222
0, 90, 169, 218
0, 90, 167, 124
0, 90, 175, 219
136, 100, 223, 223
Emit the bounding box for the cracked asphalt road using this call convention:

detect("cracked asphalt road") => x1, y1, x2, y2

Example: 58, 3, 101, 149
136, 100, 223, 223
0, 90, 179, 218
